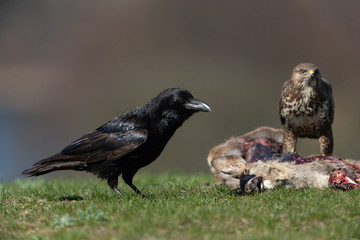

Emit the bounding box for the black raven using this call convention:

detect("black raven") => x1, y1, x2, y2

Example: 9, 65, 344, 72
22, 88, 211, 197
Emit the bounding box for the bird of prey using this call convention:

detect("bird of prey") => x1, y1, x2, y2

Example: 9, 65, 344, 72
22, 88, 211, 197
279, 63, 335, 156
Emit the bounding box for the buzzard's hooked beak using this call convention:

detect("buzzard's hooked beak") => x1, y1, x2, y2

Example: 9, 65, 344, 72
184, 98, 212, 112
309, 70, 315, 78
309, 69, 319, 79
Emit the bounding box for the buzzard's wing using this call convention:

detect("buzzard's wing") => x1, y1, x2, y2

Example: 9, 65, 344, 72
279, 80, 292, 125
322, 78, 335, 124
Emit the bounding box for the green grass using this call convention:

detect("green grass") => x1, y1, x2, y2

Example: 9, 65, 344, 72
1, 173, 359, 240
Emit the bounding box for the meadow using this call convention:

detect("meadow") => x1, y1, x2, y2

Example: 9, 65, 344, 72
1, 173, 359, 240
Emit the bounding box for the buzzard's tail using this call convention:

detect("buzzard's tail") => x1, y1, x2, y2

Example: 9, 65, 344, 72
22, 154, 86, 177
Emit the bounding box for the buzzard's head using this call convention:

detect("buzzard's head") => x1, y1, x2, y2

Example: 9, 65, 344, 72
291, 63, 321, 87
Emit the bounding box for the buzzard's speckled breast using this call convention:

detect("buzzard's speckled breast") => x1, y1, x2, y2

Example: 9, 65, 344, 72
281, 85, 331, 137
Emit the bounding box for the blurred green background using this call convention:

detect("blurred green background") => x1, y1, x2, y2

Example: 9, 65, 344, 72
1, 1, 359, 180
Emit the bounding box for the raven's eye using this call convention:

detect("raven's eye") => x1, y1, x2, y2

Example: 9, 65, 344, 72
314, 69, 320, 75
299, 69, 307, 74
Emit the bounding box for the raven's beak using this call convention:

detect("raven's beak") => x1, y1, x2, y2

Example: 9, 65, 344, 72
184, 98, 212, 112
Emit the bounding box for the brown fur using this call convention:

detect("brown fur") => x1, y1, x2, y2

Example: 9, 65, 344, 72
211, 156, 336, 190
207, 126, 283, 188
208, 126, 358, 191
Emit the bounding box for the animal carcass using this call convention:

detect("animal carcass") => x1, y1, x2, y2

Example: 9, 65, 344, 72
208, 126, 360, 194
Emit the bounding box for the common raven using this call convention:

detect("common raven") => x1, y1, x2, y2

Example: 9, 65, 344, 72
22, 88, 211, 197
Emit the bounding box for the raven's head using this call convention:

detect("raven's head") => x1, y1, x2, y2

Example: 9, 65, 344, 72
291, 63, 321, 88
148, 88, 211, 132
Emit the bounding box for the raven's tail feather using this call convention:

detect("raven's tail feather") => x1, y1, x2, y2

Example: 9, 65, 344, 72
22, 154, 86, 177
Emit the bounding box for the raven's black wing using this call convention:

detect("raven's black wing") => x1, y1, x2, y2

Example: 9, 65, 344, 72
34, 110, 149, 165
60, 108, 149, 161
58, 128, 148, 162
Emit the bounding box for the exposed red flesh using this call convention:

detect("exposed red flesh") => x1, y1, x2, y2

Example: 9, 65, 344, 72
243, 140, 360, 190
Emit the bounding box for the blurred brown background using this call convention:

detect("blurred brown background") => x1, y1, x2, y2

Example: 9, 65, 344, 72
1, 1, 359, 181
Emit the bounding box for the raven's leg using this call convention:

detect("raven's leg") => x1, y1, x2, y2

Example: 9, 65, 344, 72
122, 172, 145, 198
319, 129, 333, 156
107, 177, 123, 197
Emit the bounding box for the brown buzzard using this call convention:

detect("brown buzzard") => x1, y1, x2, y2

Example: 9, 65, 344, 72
279, 63, 335, 156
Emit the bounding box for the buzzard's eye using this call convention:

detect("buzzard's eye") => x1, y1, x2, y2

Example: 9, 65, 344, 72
299, 69, 307, 74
